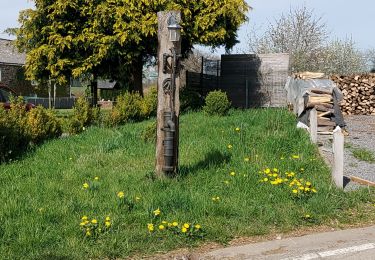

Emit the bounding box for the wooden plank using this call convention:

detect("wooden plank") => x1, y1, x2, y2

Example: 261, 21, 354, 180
349, 176, 375, 187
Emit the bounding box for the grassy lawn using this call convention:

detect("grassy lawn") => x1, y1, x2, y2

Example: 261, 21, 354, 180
0, 109, 374, 259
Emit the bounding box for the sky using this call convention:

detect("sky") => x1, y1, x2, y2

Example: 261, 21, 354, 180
0, 0, 374, 54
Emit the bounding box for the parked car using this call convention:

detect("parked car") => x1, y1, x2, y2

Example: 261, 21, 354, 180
0, 84, 35, 111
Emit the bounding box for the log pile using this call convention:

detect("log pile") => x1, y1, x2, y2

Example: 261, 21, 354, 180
307, 89, 336, 133
331, 74, 375, 115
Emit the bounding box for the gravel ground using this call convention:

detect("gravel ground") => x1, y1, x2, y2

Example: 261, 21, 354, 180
318, 115, 375, 190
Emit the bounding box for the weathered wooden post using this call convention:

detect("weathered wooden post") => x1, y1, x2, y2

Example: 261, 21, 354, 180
155, 11, 182, 177
332, 127, 344, 188
309, 108, 318, 144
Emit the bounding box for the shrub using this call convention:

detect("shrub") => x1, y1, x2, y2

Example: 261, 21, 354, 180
68, 97, 101, 134
142, 86, 158, 117
203, 90, 231, 116
25, 106, 62, 143
0, 98, 62, 163
141, 121, 157, 143
108, 92, 144, 126
180, 87, 204, 112
0, 107, 27, 162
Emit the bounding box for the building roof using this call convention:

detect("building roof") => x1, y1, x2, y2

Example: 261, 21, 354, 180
97, 79, 118, 89
0, 38, 26, 65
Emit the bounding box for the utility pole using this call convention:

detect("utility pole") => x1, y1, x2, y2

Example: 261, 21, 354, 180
155, 11, 182, 177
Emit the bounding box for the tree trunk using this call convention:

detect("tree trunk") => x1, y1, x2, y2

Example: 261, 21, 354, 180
130, 55, 144, 96
90, 76, 98, 106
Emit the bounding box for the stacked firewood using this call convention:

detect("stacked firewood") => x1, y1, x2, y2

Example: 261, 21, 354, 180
306, 89, 336, 132
331, 74, 375, 115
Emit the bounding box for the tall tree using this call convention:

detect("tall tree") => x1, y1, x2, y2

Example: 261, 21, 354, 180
13, 0, 249, 94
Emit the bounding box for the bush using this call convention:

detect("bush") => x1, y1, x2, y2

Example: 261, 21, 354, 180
141, 121, 157, 143
142, 86, 158, 117
203, 90, 231, 116
0, 98, 62, 163
68, 97, 101, 134
108, 92, 144, 126
0, 107, 27, 162
25, 106, 62, 143
180, 87, 204, 112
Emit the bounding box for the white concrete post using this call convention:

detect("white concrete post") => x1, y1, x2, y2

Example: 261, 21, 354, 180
332, 127, 344, 188
309, 108, 318, 144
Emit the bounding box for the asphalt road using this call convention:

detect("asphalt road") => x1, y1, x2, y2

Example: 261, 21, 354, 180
202, 226, 375, 260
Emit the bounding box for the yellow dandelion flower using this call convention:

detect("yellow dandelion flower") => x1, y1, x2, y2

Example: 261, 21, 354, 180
305, 214, 311, 218
195, 224, 201, 229
273, 168, 278, 172
85, 231, 91, 237
292, 189, 298, 194
79, 222, 86, 226
224, 180, 230, 185
230, 171, 236, 176
147, 223, 154, 232
263, 178, 269, 182
300, 168, 304, 171
91, 219, 98, 224
117, 191, 125, 198
235, 127, 240, 131
159, 225, 165, 231
168, 223, 172, 227
82, 183, 89, 189
264, 168, 271, 174
94, 176, 99, 181
272, 173, 278, 177
305, 187, 311, 192
172, 222, 178, 227
162, 221, 167, 224
292, 155, 300, 159
183, 223, 190, 229
81, 216, 88, 221
312, 188, 317, 193
227, 144, 233, 149
306, 181, 311, 186
270, 181, 277, 185
153, 208, 161, 216
105, 221, 111, 228
181, 227, 187, 233
105, 216, 110, 221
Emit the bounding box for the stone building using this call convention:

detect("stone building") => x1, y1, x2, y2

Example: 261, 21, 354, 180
0, 38, 35, 95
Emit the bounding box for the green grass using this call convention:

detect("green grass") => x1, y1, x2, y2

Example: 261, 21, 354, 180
351, 148, 375, 163
0, 109, 374, 259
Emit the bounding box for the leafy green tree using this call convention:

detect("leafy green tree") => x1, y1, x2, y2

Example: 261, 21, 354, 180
13, 0, 249, 95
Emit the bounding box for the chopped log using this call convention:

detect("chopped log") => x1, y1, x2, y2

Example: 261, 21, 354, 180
311, 89, 332, 95
308, 95, 332, 104
306, 102, 334, 109
318, 111, 333, 118
317, 118, 336, 126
